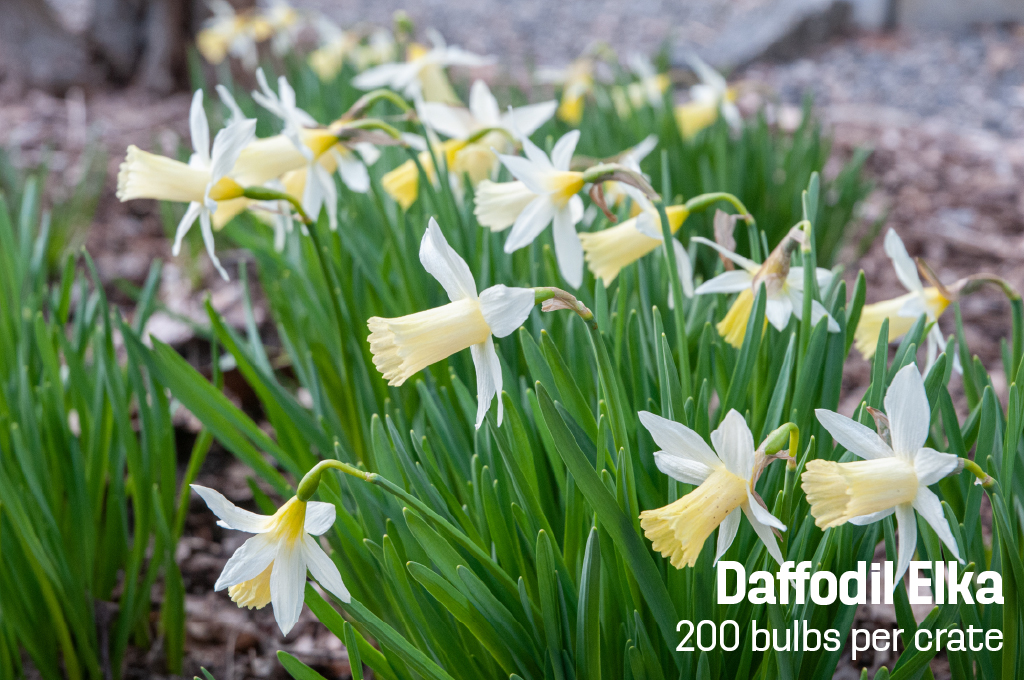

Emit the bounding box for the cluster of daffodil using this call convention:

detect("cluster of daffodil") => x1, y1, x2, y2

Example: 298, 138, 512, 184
106, 16, 1024, 680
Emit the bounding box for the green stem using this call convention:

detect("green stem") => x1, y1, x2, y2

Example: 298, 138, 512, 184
340, 89, 413, 120
336, 118, 404, 140
682, 192, 755, 225
761, 422, 799, 459
655, 199, 692, 399
961, 458, 996, 488
297, 458, 371, 501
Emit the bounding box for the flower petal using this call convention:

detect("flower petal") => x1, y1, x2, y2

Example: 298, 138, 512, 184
352, 62, 417, 90
746, 489, 787, 531
190, 90, 211, 165
715, 508, 741, 564
652, 452, 713, 485
419, 217, 478, 301
884, 228, 924, 293
550, 130, 580, 171
478, 284, 535, 338
694, 270, 752, 295
191, 484, 272, 533
711, 409, 755, 480
741, 503, 785, 565
893, 502, 918, 587
304, 501, 337, 535
848, 507, 895, 525
419, 102, 476, 139
672, 239, 694, 298
914, 447, 959, 486
504, 195, 554, 252
469, 80, 501, 127
638, 410, 721, 470
215, 533, 277, 591
814, 409, 893, 460
210, 118, 257, 182
335, 151, 370, 193
885, 363, 930, 459
691, 237, 760, 273
302, 534, 351, 603
496, 153, 551, 194
503, 101, 557, 136
172, 202, 203, 257
912, 486, 963, 562
552, 204, 584, 288
269, 541, 306, 636
764, 297, 793, 332
471, 336, 502, 428
199, 209, 229, 281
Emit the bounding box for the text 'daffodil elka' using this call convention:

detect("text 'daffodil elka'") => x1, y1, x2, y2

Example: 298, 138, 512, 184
803, 363, 963, 585
367, 218, 535, 428
476, 130, 586, 287
854, 229, 955, 372
639, 410, 787, 568
191, 484, 350, 636
116, 89, 255, 280
692, 228, 838, 347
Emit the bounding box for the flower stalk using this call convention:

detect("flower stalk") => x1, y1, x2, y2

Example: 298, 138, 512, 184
533, 286, 596, 329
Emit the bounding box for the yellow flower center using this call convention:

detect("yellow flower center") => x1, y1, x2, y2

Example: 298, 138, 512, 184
803, 457, 918, 529
228, 498, 307, 610
640, 467, 747, 569
207, 177, 245, 202
547, 171, 585, 207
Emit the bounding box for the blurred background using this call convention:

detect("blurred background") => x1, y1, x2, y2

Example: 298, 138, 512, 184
2, 1, 1024, 677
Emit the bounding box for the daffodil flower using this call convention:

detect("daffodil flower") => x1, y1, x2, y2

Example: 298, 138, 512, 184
197, 0, 270, 68
597, 135, 659, 213
611, 55, 670, 118
692, 232, 838, 347
854, 229, 956, 373
475, 131, 586, 287
674, 53, 741, 139
419, 80, 556, 184
117, 89, 255, 280
803, 363, 963, 584
367, 219, 536, 428
263, 0, 302, 57
639, 410, 787, 568
191, 484, 350, 636
309, 19, 359, 81
352, 31, 494, 104
537, 58, 595, 124
579, 188, 692, 289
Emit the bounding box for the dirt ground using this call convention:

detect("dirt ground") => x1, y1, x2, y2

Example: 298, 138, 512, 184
5, 21, 1024, 680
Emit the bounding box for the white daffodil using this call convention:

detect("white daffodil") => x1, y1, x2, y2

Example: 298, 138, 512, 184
536, 58, 594, 124
692, 232, 838, 348
611, 55, 670, 118
418, 80, 556, 183
262, 0, 303, 57
192, 484, 350, 636
309, 18, 359, 81
674, 53, 741, 139
804, 364, 964, 585
640, 409, 787, 568
352, 31, 494, 103
117, 89, 255, 280
367, 219, 535, 428
854, 229, 957, 373
476, 130, 586, 287
197, 0, 269, 69
580, 187, 692, 294
597, 134, 658, 213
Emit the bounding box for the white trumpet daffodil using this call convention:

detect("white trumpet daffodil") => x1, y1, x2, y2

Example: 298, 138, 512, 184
367, 219, 535, 428
611, 55, 670, 118
352, 32, 494, 103
804, 363, 963, 585
674, 53, 741, 139
192, 484, 350, 636
117, 89, 255, 280
640, 409, 787, 567
854, 229, 957, 373
536, 58, 595, 124
418, 80, 556, 183
477, 130, 586, 287
692, 234, 838, 347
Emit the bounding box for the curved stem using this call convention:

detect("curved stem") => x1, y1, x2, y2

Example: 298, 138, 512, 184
297, 459, 371, 501
341, 89, 413, 121
683, 192, 755, 225
337, 118, 404, 140
961, 458, 996, 489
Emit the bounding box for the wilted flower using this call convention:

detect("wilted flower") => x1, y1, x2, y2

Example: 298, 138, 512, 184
693, 229, 838, 347
367, 219, 536, 427
474, 130, 586, 287
192, 485, 350, 636
803, 364, 963, 584
640, 410, 787, 567
117, 89, 255, 280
